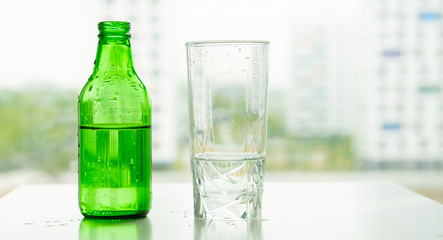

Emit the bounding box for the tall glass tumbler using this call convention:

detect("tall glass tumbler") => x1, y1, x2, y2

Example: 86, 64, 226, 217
186, 41, 270, 220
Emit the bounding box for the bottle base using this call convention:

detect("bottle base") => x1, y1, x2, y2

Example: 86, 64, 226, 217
81, 211, 148, 220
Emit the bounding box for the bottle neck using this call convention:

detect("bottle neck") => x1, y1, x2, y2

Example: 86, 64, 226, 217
93, 36, 134, 73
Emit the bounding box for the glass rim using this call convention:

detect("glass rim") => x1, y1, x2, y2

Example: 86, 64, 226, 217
186, 40, 270, 47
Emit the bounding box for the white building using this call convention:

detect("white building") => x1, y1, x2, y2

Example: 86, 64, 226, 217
356, 0, 443, 167
287, 19, 356, 138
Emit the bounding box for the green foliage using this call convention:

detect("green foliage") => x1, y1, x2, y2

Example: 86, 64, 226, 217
0, 88, 77, 174
0, 88, 356, 173
266, 135, 354, 170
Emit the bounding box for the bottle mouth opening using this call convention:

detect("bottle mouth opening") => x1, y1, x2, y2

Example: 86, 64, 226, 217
98, 21, 131, 36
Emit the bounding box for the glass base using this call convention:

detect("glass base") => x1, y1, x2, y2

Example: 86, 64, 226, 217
192, 156, 264, 220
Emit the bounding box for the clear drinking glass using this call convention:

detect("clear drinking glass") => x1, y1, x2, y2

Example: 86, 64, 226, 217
186, 40, 270, 220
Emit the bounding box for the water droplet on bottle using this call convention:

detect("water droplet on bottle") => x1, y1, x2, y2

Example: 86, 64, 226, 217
88, 86, 93, 92
111, 65, 115, 69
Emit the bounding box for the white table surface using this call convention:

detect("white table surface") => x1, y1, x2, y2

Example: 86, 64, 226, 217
0, 182, 442, 240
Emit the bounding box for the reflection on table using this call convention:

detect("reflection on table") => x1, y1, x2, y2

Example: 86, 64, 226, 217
79, 218, 151, 240
194, 219, 263, 240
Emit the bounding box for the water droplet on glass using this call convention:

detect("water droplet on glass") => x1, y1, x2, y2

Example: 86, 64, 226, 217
244, 57, 250, 60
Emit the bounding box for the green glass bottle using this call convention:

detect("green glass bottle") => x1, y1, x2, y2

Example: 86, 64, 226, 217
78, 21, 151, 219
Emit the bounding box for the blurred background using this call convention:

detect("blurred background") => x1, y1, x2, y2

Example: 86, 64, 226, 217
0, 0, 442, 202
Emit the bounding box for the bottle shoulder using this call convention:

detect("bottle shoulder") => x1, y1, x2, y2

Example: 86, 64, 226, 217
79, 73, 149, 102
78, 74, 151, 125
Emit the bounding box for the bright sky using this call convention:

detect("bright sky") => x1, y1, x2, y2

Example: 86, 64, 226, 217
0, 0, 358, 90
